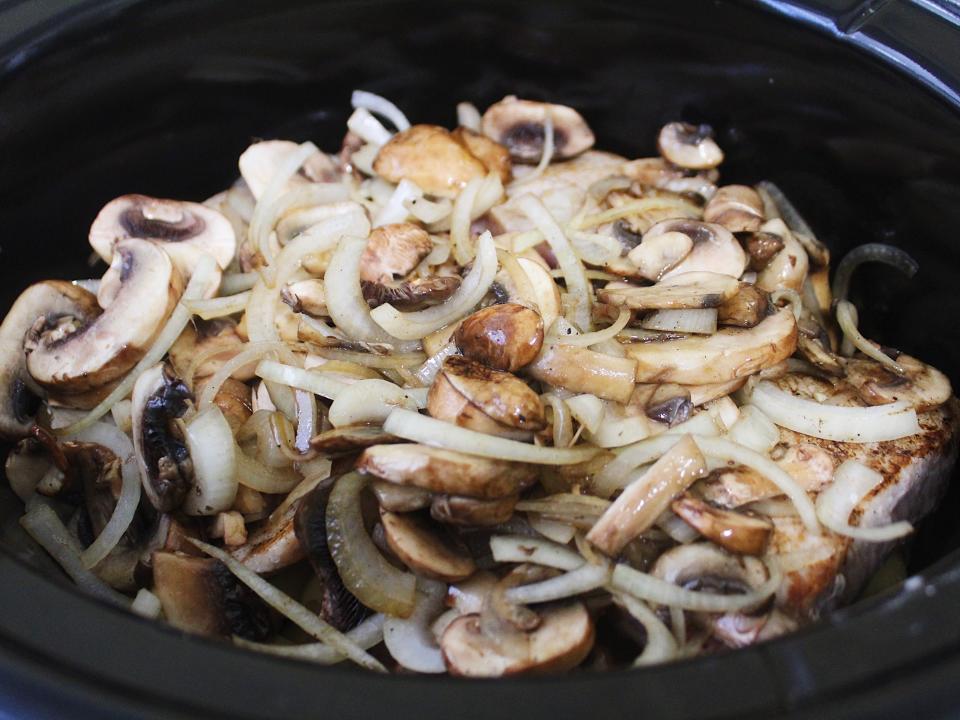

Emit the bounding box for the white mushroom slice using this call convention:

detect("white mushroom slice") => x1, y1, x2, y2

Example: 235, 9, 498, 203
623, 308, 798, 384
0, 281, 100, 437
646, 220, 747, 280
371, 479, 433, 512
441, 602, 594, 676
755, 219, 809, 293
380, 510, 476, 582
626, 231, 694, 281
599, 272, 742, 311
231, 496, 305, 574
430, 493, 519, 527
239, 139, 339, 200
621, 157, 719, 199
671, 493, 773, 556
651, 543, 771, 604
26, 239, 181, 400
657, 122, 724, 170
357, 443, 536, 499
427, 372, 531, 440
280, 279, 327, 317
359, 222, 433, 284
447, 571, 499, 614
586, 435, 707, 556
528, 344, 637, 403
437, 356, 545, 430
703, 185, 765, 233
89, 194, 236, 272
843, 354, 951, 413
481, 96, 594, 163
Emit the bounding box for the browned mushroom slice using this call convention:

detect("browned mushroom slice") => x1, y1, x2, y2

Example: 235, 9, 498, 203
451, 126, 512, 183
89, 194, 236, 272
309, 424, 399, 454
671, 493, 773, 556
280, 279, 327, 317
430, 494, 519, 526
626, 231, 694, 281
25, 239, 182, 403
623, 308, 797, 384
528, 345, 637, 404
231, 493, 305, 574
373, 125, 487, 198
361, 276, 461, 309
741, 231, 785, 272
152, 551, 273, 639
621, 157, 719, 199
645, 220, 747, 280
381, 510, 477, 582
703, 185, 764, 233
481, 96, 594, 163
599, 272, 741, 310
168, 319, 252, 382
0, 281, 100, 438
359, 223, 433, 284
372, 479, 433, 512
448, 571, 500, 614
426, 373, 528, 440
586, 435, 707, 556
441, 602, 594, 676
488, 259, 562, 334
755, 219, 809, 293
717, 285, 769, 328
657, 122, 724, 170
357, 443, 535, 499
455, 304, 544, 372
843, 354, 952, 412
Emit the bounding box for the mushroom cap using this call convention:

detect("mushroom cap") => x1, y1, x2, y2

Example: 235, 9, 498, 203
238, 139, 339, 200
481, 96, 595, 163
647, 220, 747, 280
451, 126, 512, 184
89, 194, 236, 272
430, 493, 519, 526
703, 185, 764, 233
657, 122, 724, 170
436, 355, 546, 430
489, 258, 562, 332
357, 443, 536, 499
455, 303, 544, 372
441, 602, 594, 676
380, 510, 477, 582
26, 239, 181, 397
373, 125, 488, 198
755, 219, 809, 293
359, 222, 433, 284
0, 281, 100, 438
626, 230, 694, 281
844, 354, 952, 412
427, 372, 534, 440
671, 492, 773, 556
651, 542, 770, 596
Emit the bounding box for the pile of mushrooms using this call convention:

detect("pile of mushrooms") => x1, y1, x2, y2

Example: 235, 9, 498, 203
3, 89, 953, 677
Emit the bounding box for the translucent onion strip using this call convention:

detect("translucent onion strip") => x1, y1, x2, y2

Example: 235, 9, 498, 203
641, 308, 718, 335
327, 379, 423, 427
748, 381, 921, 443
185, 291, 251, 320
383, 408, 599, 465
256, 360, 348, 400
374, 179, 421, 227
616, 593, 679, 667
235, 449, 300, 493
220, 272, 258, 295
57, 254, 219, 436
383, 579, 447, 673
370, 231, 498, 340
815, 460, 913, 542
413, 342, 457, 386
198, 343, 291, 409
189, 538, 385, 672
182, 407, 238, 515
505, 562, 610, 605
306, 346, 426, 368
347, 107, 393, 146
235, 614, 385, 665
351, 89, 411, 131
511, 111, 554, 187
489, 535, 584, 571
517, 194, 592, 331
456, 101, 481, 132
543, 393, 573, 448
836, 300, 904, 374
555, 308, 630, 347
451, 176, 483, 265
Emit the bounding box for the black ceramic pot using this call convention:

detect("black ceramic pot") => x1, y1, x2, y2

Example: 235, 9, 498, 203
1, 1, 960, 718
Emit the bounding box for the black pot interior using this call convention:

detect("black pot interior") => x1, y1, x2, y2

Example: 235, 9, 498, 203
1, 1, 959, 718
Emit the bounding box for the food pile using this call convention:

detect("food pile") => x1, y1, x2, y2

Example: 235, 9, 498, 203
3, 91, 956, 675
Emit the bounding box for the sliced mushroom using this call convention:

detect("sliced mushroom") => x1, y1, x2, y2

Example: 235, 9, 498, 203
359, 222, 433, 284
795, 312, 843, 376
280, 279, 327, 317
430, 356, 546, 433
645, 220, 747, 280
26, 239, 182, 404
455, 304, 544, 372
151, 550, 273, 639
653, 542, 769, 596
755, 219, 809, 293
671, 493, 773, 556
623, 308, 797, 384
489, 257, 562, 332
0, 281, 100, 437
441, 601, 594, 676
431, 494, 519, 526
89, 194, 236, 273
528, 344, 637, 403
362, 276, 461, 309
703, 185, 764, 233
309, 424, 399, 455
209, 511, 248, 547
626, 231, 694, 281
621, 157, 719, 199
741, 231, 785, 272
373, 125, 488, 198
381, 510, 477, 582
448, 571, 500, 614
357, 443, 536, 499
633, 383, 693, 427
168, 319, 253, 382
371, 479, 433, 512
599, 272, 742, 310
481, 96, 594, 163
843, 354, 952, 412
657, 122, 724, 170
238, 139, 340, 200
231, 492, 306, 574
717, 285, 769, 328
451, 126, 512, 183
131, 364, 193, 512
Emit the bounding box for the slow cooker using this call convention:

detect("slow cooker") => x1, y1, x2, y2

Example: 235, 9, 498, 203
1, 0, 960, 717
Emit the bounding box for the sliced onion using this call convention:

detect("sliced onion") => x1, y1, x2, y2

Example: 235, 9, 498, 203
404, 195, 452, 224
656, 508, 700, 544
527, 514, 577, 544
584, 405, 651, 449
517, 194, 592, 331
456, 101, 481, 131
588, 175, 632, 201
511, 112, 554, 188
836, 300, 904, 374
131, 588, 163, 619
235, 449, 300, 493
413, 342, 457, 386
58, 254, 220, 436
615, 592, 679, 667
565, 394, 605, 435
641, 308, 718, 335
190, 538, 385, 671
220, 272, 259, 294
451, 176, 484, 265
294, 389, 317, 454
373, 178, 421, 227
185, 291, 251, 320
489, 535, 584, 571
383, 408, 599, 465
567, 230, 623, 266
543, 393, 573, 448
726, 405, 780, 455
182, 407, 238, 516
197, 342, 289, 409
305, 346, 427, 368
554, 308, 630, 347
347, 107, 393, 145
235, 613, 385, 665
328, 379, 422, 427
815, 459, 913, 542
610, 560, 781, 613
326, 472, 416, 617
506, 562, 610, 605
514, 494, 610, 528
831, 243, 918, 303
65, 422, 141, 568
748, 380, 921, 443
256, 360, 348, 400
383, 579, 447, 673
370, 231, 498, 340
429, 173, 504, 233
572, 197, 699, 231
351, 89, 411, 131
20, 504, 129, 607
